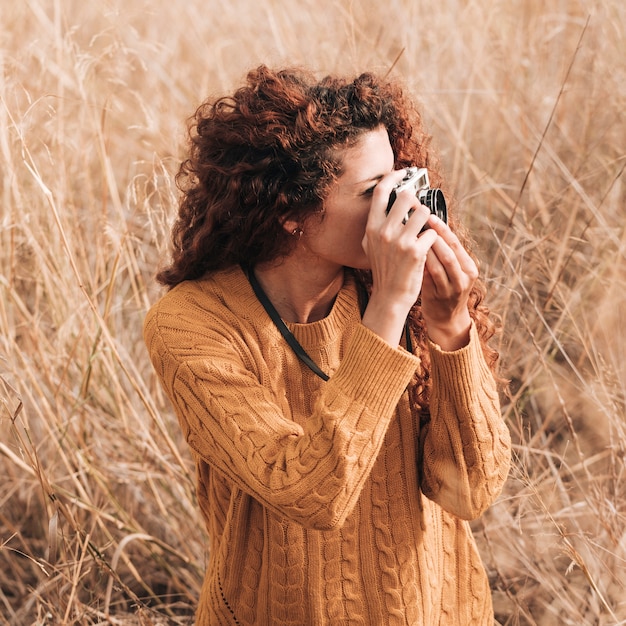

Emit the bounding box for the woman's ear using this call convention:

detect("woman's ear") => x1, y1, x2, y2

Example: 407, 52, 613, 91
281, 217, 301, 236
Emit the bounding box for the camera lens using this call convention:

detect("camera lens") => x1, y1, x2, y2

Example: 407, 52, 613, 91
420, 189, 447, 224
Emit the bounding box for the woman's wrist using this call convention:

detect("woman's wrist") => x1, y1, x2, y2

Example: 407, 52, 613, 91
425, 310, 472, 351
361, 294, 413, 348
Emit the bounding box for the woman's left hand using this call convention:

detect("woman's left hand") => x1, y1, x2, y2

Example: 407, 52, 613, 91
419, 215, 478, 351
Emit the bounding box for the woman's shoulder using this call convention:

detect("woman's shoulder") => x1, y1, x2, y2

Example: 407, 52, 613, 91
143, 266, 266, 346
149, 266, 256, 314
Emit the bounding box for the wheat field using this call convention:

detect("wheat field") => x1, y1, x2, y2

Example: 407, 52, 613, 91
1, 0, 625, 624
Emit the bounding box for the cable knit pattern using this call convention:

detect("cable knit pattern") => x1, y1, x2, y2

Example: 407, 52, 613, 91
144, 266, 511, 625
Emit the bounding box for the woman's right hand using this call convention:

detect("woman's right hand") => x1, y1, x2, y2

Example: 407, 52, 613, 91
360, 169, 439, 347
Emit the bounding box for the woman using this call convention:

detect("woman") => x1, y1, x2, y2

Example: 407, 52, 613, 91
144, 65, 511, 625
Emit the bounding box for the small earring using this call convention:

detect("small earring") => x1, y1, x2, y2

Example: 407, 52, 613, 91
291, 227, 303, 238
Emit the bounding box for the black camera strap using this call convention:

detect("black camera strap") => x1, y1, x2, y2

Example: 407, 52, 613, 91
246, 267, 330, 381
245, 267, 413, 382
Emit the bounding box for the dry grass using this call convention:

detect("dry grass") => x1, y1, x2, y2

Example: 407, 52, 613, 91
1, 0, 624, 624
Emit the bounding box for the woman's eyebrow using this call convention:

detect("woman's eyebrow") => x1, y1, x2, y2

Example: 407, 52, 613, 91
348, 174, 385, 189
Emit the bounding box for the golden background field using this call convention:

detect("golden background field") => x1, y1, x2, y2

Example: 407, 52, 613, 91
1, 0, 624, 624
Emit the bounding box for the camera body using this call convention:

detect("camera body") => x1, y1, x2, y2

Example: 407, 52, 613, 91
386, 167, 447, 226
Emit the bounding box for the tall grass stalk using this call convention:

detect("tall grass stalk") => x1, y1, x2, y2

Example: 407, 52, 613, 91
1, 1, 624, 624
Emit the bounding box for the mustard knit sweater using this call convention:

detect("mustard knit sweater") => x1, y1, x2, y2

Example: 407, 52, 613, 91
143, 266, 511, 625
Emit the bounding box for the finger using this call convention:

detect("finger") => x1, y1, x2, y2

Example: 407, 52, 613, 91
391, 196, 430, 234
426, 216, 477, 274
367, 169, 412, 227
425, 243, 452, 292
427, 235, 479, 298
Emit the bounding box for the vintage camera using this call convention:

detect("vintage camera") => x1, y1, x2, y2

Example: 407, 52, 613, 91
386, 167, 447, 227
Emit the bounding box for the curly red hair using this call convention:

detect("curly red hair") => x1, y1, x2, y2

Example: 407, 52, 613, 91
157, 65, 501, 400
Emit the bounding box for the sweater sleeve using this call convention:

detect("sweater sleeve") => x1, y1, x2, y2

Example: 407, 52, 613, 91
418, 323, 511, 520
145, 306, 420, 531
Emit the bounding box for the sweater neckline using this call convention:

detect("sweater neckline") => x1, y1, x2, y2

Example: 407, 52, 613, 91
221, 266, 362, 350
